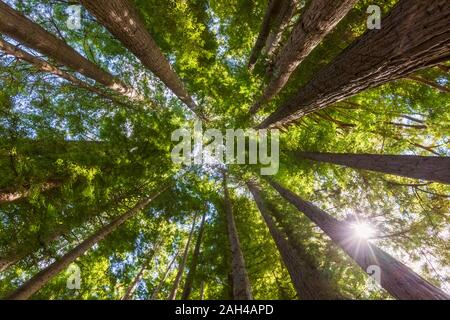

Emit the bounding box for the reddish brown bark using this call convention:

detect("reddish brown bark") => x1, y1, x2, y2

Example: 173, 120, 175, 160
247, 180, 343, 299
251, 0, 357, 114
0, 2, 138, 100
6, 188, 167, 300
297, 152, 450, 185
258, 0, 450, 128
79, 0, 202, 118
223, 173, 253, 300
0, 180, 61, 204
267, 179, 450, 300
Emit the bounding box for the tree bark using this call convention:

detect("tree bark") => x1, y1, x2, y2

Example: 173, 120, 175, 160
0, 180, 61, 204
296, 151, 450, 185
0, 2, 138, 100
5, 187, 167, 300
267, 178, 450, 300
250, 0, 357, 114
121, 241, 161, 300
149, 249, 180, 300
248, 0, 283, 71
167, 215, 197, 300
247, 180, 343, 299
258, 0, 450, 128
0, 38, 129, 107
262, 0, 298, 63
181, 212, 207, 300
79, 0, 201, 117
223, 173, 253, 300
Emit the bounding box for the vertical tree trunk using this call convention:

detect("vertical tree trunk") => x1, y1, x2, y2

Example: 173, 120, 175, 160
267, 179, 450, 300
0, 38, 127, 107
5, 187, 167, 300
181, 212, 207, 300
258, 0, 450, 128
0, 2, 138, 100
121, 241, 162, 300
167, 215, 197, 300
149, 249, 180, 300
247, 180, 343, 299
248, 0, 283, 71
251, 0, 357, 114
262, 0, 298, 63
199, 281, 205, 300
296, 152, 450, 184
79, 0, 201, 117
223, 173, 253, 300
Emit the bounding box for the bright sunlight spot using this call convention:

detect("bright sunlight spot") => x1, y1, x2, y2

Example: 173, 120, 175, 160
351, 222, 376, 240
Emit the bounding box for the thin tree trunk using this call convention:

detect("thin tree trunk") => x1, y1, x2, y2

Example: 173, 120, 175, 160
79, 0, 201, 117
167, 215, 197, 300
223, 173, 253, 300
0, 2, 138, 100
5, 187, 167, 300
263, 0, 298, 63
199, 281, 205, 300
258, 0, 450, 128
267, 178, 450, 300
296, 151, 450, 185
248, 0, 283, 71
0, 38, 127, 107
181, 212, 207, 300
247, 180, 343, 299
149, 249, 180, 300
121, 241, 162, 300
0, 180, 61, 204
407, 75, 450, 93
250, 0, 357, 114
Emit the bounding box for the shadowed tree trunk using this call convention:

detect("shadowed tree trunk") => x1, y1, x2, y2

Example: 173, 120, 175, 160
167, 215, 197, 300
247, 180, 343, 299
267, 178, 450, 300
296, 152, 450, 185
250, 0, 357, 114
0, 180, 61, 204
6, 187, 168, 300
258, 0, 450, 129
223, 173, 253, 300
149, 249, 180, 300
121, 241, 162, 300
0, 38, 128, 107
181, 212, 207, 300
262, 0, 298, 63
79, 0, 201, 117
0, 2, 138, 100
248, 0, 282, 71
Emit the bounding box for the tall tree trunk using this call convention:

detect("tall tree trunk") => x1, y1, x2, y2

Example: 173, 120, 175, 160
0, 180, 61, 204
5, 187, 167, 300
199, 281, 205, 300
167, 215, 197, 300
246, 180, 343, 299
296, 152, 450, 185
149, 249, 180, 300
181, 212, 207, 300
0, 38, 127, 107
223, 173, 253, 300
79, 0, 201, 117
250, 0, 357, 114
262, 0, 298, 63
121, 241, 162, 300
248, 0, 282, 71
0, 2, 138, 100
258, 0, 450, 129
267, 178, 450, 300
